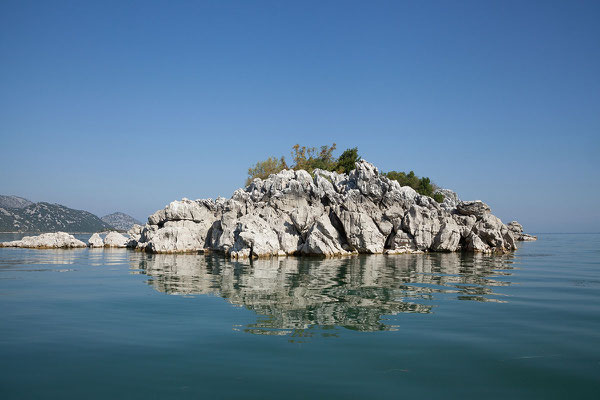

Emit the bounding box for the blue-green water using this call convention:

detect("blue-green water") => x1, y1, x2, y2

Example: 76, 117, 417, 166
1, 234, 599, 399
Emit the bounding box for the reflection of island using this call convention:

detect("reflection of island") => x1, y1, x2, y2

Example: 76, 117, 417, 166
130, 253, 516, 335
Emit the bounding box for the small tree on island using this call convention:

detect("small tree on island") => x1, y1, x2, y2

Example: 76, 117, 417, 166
291, 143, 338, 173
246, 156, 288, 185
383, 171, 444, 202
336, 147, 360, 174
246, 143, 348, 185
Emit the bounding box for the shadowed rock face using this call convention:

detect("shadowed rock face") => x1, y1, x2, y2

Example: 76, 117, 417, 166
133, 160, 531, 257
131, 253, 517, 336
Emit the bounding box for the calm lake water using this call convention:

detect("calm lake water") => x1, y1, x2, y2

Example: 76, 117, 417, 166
1, 233, 599, 399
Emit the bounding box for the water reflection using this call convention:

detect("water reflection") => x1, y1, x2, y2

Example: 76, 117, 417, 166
0, 247, 87, 268
131, 253, 516, 335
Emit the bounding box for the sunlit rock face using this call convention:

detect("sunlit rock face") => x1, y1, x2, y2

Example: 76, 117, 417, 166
0, 232, 86, 248
131, 253, 517, 335
103, 231, 129, 248
87, 233, 103, 248
134, 160, 532, 257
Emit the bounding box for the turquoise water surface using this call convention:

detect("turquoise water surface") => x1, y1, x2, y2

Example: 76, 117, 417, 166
1, 234, 599, 399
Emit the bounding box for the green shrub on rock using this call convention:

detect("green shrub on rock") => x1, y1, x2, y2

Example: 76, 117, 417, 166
246, 156, 288, 185
384, 171, 444, 203
245, 145, 443, 203
336, 147, 360, 174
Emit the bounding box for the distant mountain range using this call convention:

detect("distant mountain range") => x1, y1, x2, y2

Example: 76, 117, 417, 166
0, 195, 34, 209
101, 212, 142, 231
0, 195, 141, 233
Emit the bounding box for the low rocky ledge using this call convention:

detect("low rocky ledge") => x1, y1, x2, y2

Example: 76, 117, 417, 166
0, 232, 86, 248
129, 160, 536, 257
103, 231, 129, 248
507, 221, 538, 241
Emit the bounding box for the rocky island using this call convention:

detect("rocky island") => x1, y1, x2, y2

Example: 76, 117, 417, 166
0, 160, 536, 254
131, 160, 535, 257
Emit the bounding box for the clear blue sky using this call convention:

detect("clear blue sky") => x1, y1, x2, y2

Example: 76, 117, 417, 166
1, 0, 598, 232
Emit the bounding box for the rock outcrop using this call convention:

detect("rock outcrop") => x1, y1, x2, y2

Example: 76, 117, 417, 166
456, 200, 491, 217
507, 221, 537, 241
0, 232, 86, 248
133, 160, 532, 257
103, 231, 129, 248
126, 224, 143, 247
88, 233, 104, 248
435, 188, 460, 211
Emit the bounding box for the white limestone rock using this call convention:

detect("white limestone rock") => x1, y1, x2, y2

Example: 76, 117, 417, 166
435, 188, 460, 211
301, 214, 352, 256
384, 230, 419, 254
145, 220, 211, 253
139, 198, 220, 253
134, 159, 531, 256
87, 233, 104, 248
0, 232, 86, 248
472, 214, 516, 252
507, 220, 537, 241
457, 200, 491, 217
465, 231, 490, 252
103, 231, 129, 248
520, 234, 538, 241
148, 198, 217, 225
229, 214, 283, 259
127, 224, 143, 241
431, 218, 462, 252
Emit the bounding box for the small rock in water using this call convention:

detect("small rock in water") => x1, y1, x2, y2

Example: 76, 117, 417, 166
88, 233, 104, 248
103, 231, 129, 248
0, 232, 86, 248
507, 220, 537, 241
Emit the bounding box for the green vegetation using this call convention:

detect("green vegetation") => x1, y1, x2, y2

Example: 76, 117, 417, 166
246, 143, 360, 185
290, 144, 338, 173
383, 171, 444, 203
246, 156, 288, 185
245, 144, 444, 203
336, 147, 360, 174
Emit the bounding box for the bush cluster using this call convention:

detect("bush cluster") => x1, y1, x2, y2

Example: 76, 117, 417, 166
245, 145, 444, 203
246, 144, 360, 185
383, 171, 444, 203
246, 156, 288, 184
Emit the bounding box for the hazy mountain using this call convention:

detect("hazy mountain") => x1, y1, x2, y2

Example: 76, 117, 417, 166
0, 195, 34, 209
101, 212, 142, 231
0, 200, 113, 233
